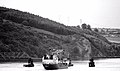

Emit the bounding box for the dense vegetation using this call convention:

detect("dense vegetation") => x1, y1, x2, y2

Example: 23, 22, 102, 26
0, 7, 75, 35
0, 6, 120, 60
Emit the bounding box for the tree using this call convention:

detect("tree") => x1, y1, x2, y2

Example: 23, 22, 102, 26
101, 29, 105, 34
81, 23, 87, 29
87, 24, 92, 30
94, 28, 99, 32
0, 17, 3, 24
77, 25, 80, 28
22, 20, 29, 26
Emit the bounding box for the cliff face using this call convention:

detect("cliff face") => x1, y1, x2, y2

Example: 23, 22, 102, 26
61, 35, 92, 60
0, 7, 119, 60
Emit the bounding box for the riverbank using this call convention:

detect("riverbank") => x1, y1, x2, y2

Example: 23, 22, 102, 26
0, 58, 42, 63
1, 57, 120, 63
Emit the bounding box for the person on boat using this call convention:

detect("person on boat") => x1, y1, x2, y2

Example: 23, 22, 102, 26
89, 58, 95, 67
44, 54, 49, 59
50, 55, 53, 59
69, 59, 72, 65
67, 58, 73, 66
27, 58, 34, 67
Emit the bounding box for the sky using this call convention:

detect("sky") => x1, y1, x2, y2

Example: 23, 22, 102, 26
0, 0, 120, 28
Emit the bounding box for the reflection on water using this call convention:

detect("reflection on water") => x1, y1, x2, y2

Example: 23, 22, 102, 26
0, 58, 120, 71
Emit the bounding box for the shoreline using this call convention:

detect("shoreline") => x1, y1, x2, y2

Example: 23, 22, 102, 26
0, 58, 42, 63
0, 57, 120, 63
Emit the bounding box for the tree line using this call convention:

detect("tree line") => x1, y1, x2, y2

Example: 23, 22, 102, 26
0, 7, 76, 35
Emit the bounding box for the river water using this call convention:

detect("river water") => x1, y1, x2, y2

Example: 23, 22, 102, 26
0, 58, 120, 71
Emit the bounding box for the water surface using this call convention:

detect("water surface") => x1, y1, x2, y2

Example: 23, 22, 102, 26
0, 58, 120, 71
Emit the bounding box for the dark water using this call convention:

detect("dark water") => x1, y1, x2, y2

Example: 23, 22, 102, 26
0, 58, 120, 71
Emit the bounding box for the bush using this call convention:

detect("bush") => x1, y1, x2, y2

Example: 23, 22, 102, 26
81, 23, 87, 29
0, 17, 3, 24
94, 28, 99, 32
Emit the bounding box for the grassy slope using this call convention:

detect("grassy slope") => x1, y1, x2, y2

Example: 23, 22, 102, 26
0, 6, 120, 60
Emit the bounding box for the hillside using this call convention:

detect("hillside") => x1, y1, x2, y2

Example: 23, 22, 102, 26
0, 6, 120, 61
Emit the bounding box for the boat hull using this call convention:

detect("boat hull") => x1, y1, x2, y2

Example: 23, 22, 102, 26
43, 63, 68, 70
23, 64, 34, 67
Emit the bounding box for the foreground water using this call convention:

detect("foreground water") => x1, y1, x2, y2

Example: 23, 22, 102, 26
0, 58, 120, 71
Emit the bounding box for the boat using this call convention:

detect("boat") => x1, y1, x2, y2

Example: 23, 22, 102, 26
42, 49, 73, 70
23, 64, 34, 67
23, 58, 34, 67
89, 58, 95, 67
